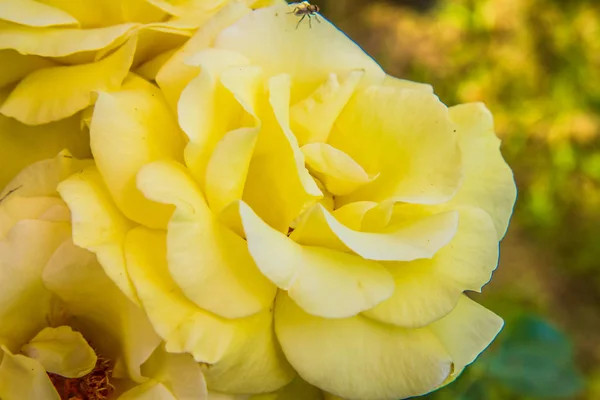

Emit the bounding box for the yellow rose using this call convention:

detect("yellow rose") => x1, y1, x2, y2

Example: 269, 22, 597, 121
0, 153, 209, 399
58, 2, 517, 399
0, 0, 272, 189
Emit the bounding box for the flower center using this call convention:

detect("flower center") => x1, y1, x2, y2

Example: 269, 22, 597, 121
48, 355, 114, 400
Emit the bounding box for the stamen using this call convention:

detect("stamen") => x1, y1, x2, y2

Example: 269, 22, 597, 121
48, 355, 115, 400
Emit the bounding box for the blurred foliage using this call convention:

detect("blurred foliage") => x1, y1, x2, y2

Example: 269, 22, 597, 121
320, 0, 600, 398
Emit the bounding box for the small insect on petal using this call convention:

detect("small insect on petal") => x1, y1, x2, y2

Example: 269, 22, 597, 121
288, 1, 322, 29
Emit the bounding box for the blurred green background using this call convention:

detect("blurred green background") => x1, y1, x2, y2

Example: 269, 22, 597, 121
321, 0, 600, 398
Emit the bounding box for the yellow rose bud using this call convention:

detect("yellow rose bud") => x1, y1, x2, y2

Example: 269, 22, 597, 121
58, 2, 517, 399
0, 153, 208, 399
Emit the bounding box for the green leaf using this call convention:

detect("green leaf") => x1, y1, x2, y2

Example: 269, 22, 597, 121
486, 315, 584, 398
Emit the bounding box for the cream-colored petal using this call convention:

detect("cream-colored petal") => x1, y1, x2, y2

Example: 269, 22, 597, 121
239, 201, 394, 317
42, 240, 161, 382
178, 49, 253, 185
447, 103, 517, 239
135, 48, 178, 81
156, 1, 252, 108
0, 38, 136, 125
0, 346, 60, 400
430, 295, 503, 380
205, 127, 259, 214
21, 326, 96, 378
125, 227, 295, 393
302, 143, 374, 196
0, 49, 57, 88
90, 77, 183, 229
275, 293, 452, 400
363, 206, 499, 328
57, 167, 139, 304
119, 381, 177, 400
0, 220, 69, 351
330, 201, 377, 230
291, 204, 458, 262
137, 160, 276, 319
251, 378, 324, 400
0, 111, 91, 190
331, 86, 463, 205
291, 71, 363, 145
0, 21, 137, 56
0, 196, 66, 238
213, 3, 384, 102
141, 345, 208, 400
0, 0, 78, 27
382, 75, 433, 93
242, 74, 322, 232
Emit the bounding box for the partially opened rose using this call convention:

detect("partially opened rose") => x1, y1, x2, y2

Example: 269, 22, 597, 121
0, 0, 272, 189
0, 153, 208, 399
58, 1, 517, 399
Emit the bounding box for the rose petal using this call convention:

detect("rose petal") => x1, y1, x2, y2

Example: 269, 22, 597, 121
0, 0, 78, 27
0, 346, 60, 399
21, 326, 97, 378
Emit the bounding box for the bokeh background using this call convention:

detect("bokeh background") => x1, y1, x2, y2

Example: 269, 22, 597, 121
320, 0, 600, 398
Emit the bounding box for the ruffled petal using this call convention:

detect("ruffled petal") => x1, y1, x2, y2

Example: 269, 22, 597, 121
447, 103, 517, 239
331, 86, 463, 205
429, 295, 503, 381
213, 3, 384, 101
275, 292, 452, 400
0, 220, 69, 350
290, 204, 459, 262
239, 201, 394, 318
242, 74, 322, 231
57, 167, 138, 304
0, 346, 59, 400
118, 381, 177, 400
20, 326, 97, 378
0, 38, 136, 125
0, 112, 90, 190
363, 206, 499, 328
290, 70, 364, 145
124, 227, 295, 393
137, 160, 277, 319
301, 143, 375, 196
156, 1, 252, 108
90, 75, 184, 229
42, 240, 161, 382
0, 21, 137, 56
0, 0, 78, 27
250, 377, 324, 400
0, 49, 57, 88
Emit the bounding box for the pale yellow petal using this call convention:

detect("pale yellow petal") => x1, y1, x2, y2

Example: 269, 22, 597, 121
124, 227, 295, 393
251, 378, 324, 400
178, 49, 253, 185
119, 381, 177, 400
363, 206, 499, 328
290, 204, 459, 262
331, 86, 463, 205
141, 345, 208, 400
156, 1, 252, 108
0, 196, 67, 238
205, 127, 259, 213
447, 103, 517, 239
137, 160, 276, 318
0, 0, 78, 27
242, 74, 322, 231
430, 295, 503, 380
0, 346, 59, 400
57, 167, 139, 304
135, 48, 178, 81
0, 49, 57, 88
0, 38, 136, 125
382, 75, 433, 93
330, 201, 377, 231
239, 201, 394, 317
36, 0, 166, 27
42, 240, 161, 382
291, 70, 364, 145
0, 220, 69, 350
275, 293, 452, 400
0, 111, 91, 190
90, 78, 184, 229
301, 143, 374, 196
213, 3, 384, 101
21, 326, 96, 378
0, 21, 137, 56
